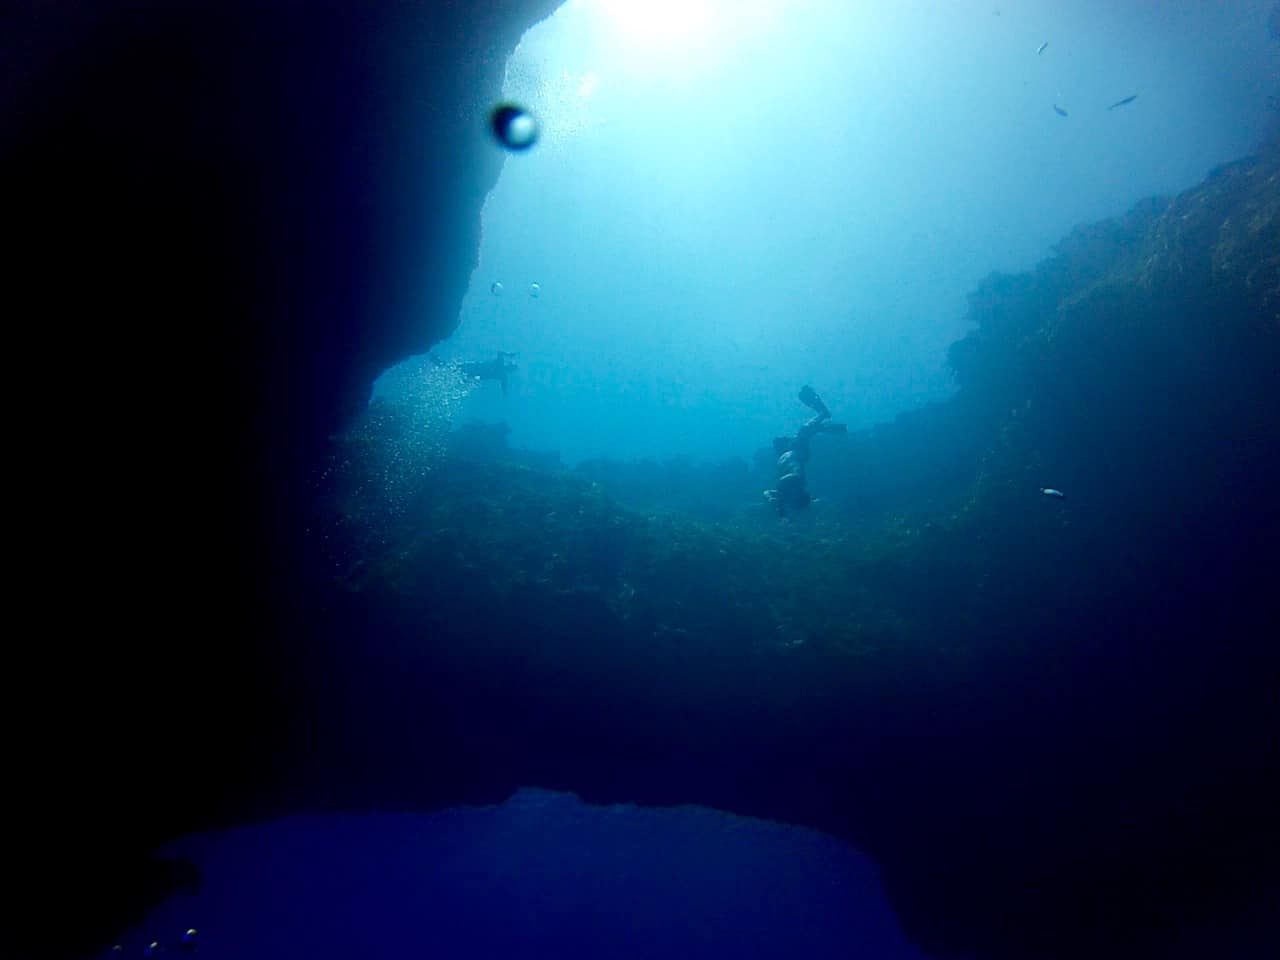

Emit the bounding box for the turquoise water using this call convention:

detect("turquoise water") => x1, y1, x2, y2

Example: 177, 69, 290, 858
418, 0, 1278, 464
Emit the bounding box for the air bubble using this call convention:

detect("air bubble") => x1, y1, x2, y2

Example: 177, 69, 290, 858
490, 103, 539, 151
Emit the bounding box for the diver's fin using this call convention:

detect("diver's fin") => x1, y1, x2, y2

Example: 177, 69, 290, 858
798, 385, 831, 418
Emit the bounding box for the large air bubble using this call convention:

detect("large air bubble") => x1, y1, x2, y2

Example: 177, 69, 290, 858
489, 103, 540, 151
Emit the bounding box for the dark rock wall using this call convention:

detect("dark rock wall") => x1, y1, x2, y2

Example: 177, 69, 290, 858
4, 2, 558, 957
879, 148, 1280, 958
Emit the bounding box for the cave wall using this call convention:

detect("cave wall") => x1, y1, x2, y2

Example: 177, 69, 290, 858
3, 2, 559, 957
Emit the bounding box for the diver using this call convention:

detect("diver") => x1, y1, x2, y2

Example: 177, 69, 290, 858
763, 385, 846, 516
459, 351, 517, 394
436, 351, 518, 394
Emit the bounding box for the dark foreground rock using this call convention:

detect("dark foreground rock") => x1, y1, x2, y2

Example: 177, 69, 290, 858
4, 2, 557, 956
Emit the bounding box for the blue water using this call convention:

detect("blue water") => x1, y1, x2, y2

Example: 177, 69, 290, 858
423, 0, 1280, 465
121, 790, 926, 959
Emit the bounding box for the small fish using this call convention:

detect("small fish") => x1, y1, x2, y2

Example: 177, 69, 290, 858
1036, 41, 1048, 55
1053, 104, 1068, 117
1107, 94, 1138, 110
1040, 488, 1066, 499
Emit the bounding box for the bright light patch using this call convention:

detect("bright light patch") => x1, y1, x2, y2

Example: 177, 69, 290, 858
586, 0, 715, 54
575, 0, 789, 79
504, 0, 791, 145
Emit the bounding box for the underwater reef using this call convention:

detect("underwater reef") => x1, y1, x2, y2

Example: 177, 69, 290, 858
7, 0, 1278, 953
310, 140, 1280, 960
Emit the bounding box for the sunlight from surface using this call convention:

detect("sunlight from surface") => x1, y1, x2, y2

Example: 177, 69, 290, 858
575, 0, 788, 82
438, 0, 1280, 465
587, 0, 714, 52
505, 0, 791, 150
